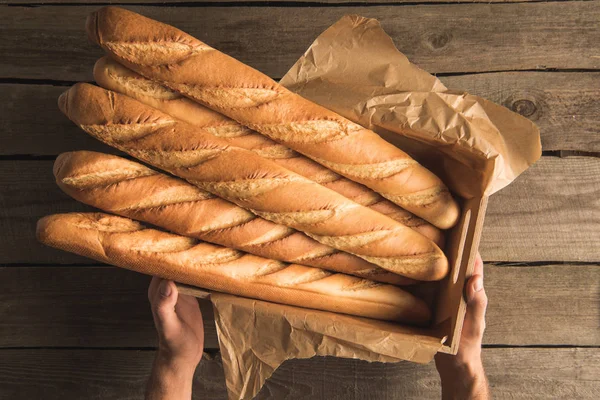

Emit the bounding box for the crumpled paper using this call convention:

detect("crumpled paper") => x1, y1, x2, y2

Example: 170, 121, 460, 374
280, 15, 541, 198
208, 14, 541, 400
212, 293, 442, 399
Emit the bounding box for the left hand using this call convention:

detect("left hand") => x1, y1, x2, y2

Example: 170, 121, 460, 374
147, 277, 205, 371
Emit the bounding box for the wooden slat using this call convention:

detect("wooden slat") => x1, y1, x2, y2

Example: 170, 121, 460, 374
0, 348, 597, 399
1, 84, 120, 156
0, 349, 228, 400
0, 0, 571, 4
483, 264, 600, 346
259, 348, 600, 399
0, 159, 101, 265
1, 156, 597, 264
4, 73, 599, 155
1, 2, 599, 81
481, 156, 600, 262
439, 72, 600, 152
0, 264, 596, 348
0, 266, 220, 349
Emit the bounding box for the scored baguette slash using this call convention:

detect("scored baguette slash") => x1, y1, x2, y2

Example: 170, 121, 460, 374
53, 150, 418, 285
58, 83, 449, 281
93, 56, 445, 247
36, 212, 432, 325
85, 6, 460, 229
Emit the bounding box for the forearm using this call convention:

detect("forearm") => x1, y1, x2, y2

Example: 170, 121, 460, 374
145, 351, 196, 400
438, 361, 490, 400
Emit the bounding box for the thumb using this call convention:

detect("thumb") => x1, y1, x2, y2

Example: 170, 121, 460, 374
152, 280, 181, 338
464, 275, 488, 337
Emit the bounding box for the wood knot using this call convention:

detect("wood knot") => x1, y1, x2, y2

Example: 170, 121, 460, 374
425, 32, 452, 50
511, 99, 537, 117
503, 93, 543, 121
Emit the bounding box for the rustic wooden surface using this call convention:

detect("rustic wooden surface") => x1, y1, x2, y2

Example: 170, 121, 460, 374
2, 2, 599, 81
1, 0, 598, 398
2, 0, 584, 4
0, 349, 598, 399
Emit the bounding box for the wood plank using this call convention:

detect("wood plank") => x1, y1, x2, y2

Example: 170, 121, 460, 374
439, 72, 600, 152
0, 159, 106, 265
1, 2, 599, 81
1, 156, 597, 264
259, 348, 600, 400
0, 348, 597, 399
0, 349, 228, 400
0, 266, 220, 349
4, 73, 599, 155
481, 156, 600, 262
483, 264, 600, 346
0, 264, 596, 348
1, 84, 121, 156
0, 0, 572, 4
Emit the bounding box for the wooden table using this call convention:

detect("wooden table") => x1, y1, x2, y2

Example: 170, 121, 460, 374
1, 0, 598, 398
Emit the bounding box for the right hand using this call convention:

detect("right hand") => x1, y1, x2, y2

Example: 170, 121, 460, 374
435, 253, 490, 399
148, 277, 205, 371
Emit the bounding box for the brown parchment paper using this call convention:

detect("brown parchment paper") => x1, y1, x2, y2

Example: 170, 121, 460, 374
210, 15, 541, 400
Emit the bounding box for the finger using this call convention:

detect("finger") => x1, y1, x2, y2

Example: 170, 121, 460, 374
148, 276, 161, 301
473, 252, 484, 277
151, 280, 181, 339
464, 274, 488, 337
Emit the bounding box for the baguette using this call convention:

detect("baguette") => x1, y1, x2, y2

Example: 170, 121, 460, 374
36, 212, 431, 324
93, 56, 444, 247
59, 83, 448, 281
55, 150, 415, 285
86, 6, 460, 229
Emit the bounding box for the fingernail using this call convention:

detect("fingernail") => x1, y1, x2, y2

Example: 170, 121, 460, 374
160, 281, 172, 297
474, 277, 483, 292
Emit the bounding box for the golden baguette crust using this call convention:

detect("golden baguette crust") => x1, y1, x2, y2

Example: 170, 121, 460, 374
94, 56, 444, 246
36, 212, 431, 324
55, 150, 415, 285
59, 83, 448, 281
86, 6, 460, 229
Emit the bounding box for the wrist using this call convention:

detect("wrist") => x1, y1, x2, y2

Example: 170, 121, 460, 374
438, 358, 487, 400
155, 348, 198, 378
146, 350, 196, 400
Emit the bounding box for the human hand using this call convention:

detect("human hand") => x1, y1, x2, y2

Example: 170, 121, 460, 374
148, 277, 205, 372
435, 253, 490, 399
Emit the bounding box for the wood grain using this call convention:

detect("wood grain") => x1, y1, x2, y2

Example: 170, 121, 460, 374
481, 156, 600, 262
0, 349, 227, 400
1, 2, 599, 81
2, 157, 597, 264
4, 73, 599, 155
0, 266, 220, 349
0, 0, 573, 4
0, 264, 596, 348
483, 264, 600, 346
0, 348, 597, 399
258, 348, 600, 400
1, 84, 120, 156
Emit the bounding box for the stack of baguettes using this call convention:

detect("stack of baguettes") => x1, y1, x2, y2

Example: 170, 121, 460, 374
37, 6, 461, 326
